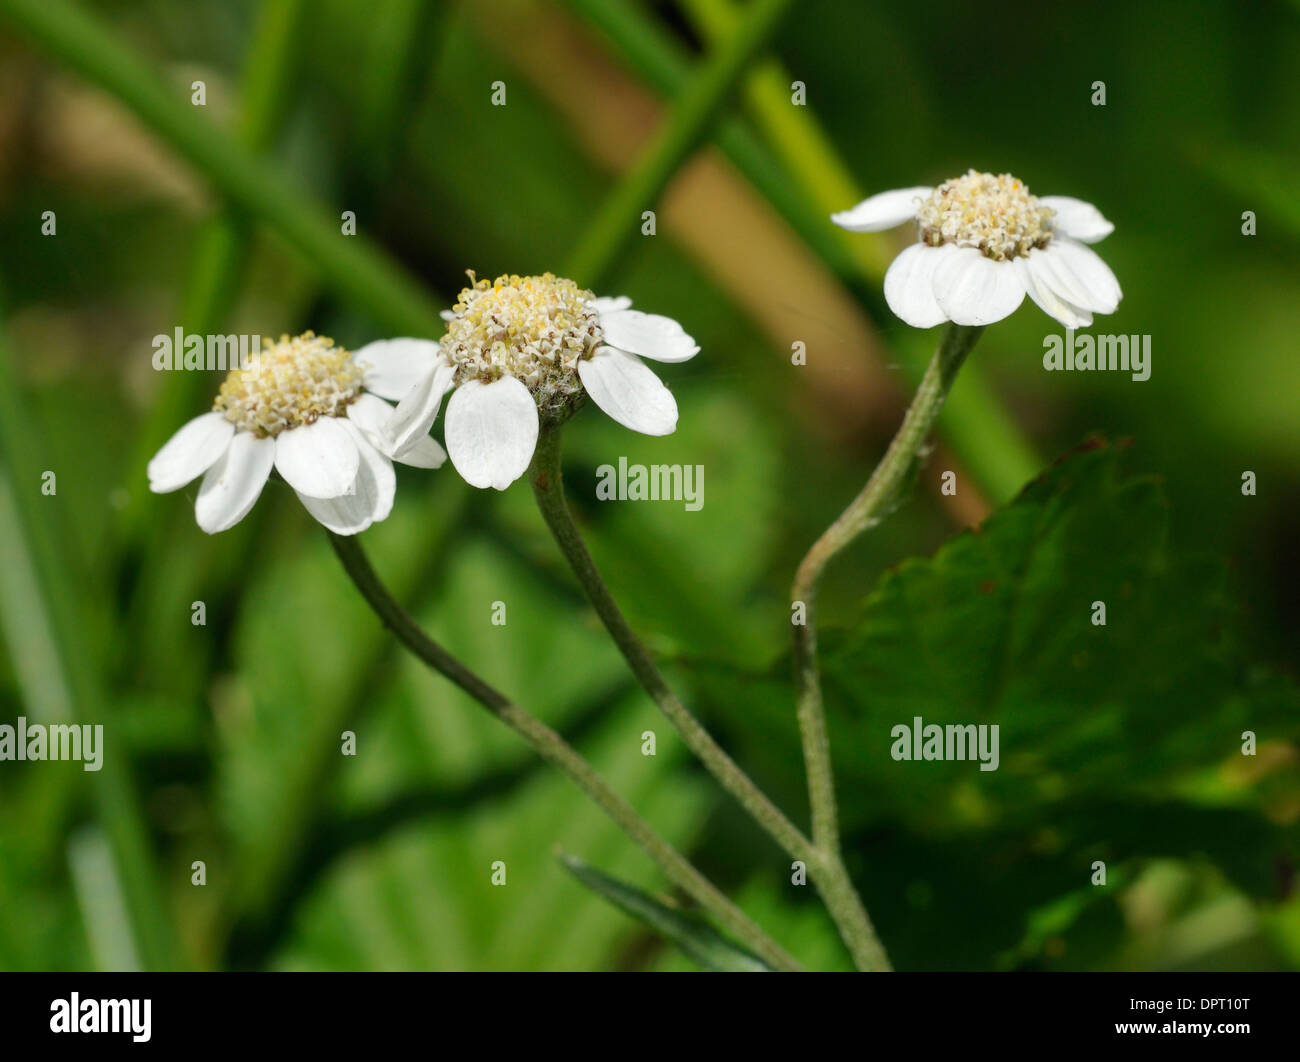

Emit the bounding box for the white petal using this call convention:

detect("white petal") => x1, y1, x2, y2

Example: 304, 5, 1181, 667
346, 391, 399, 451
1045, 238, 1122, 314
194, 432, 275, 534
1015, 254, 1094, 329
354, 338, 443, 402
1040, 196, 1114, 243
1026, 242, 1094, 311
147, 412, 235, 493
883, 243, 953, 328
578, 346, 678, 436
830, 186, 932, 232
932, 246, 1027, 326
274, 417, 360, 499
598, 309, 699, 363
444, 377, 539, 491
589, 295, 632, 314
394, 434, 447, 469
296, 424, 395, 535
385, 358, 456, 456
347, 391, 446, 467
439, 309, 456, 321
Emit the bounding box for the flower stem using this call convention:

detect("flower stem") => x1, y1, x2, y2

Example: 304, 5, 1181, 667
530, 427, 811, 853
529, 425, 890, 969
327, 531, 800, 972
790, 323, 982, 883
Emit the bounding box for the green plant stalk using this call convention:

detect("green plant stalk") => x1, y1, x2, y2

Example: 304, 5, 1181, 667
563, 0, 795, 290
679, 0, 892, 281
530, 425, 889, 970
0, 322, 180, 970
791, 323, 982, 851
0, 0, 444, 338
326, 532, 801, 973
353, 0, 445, 180
562, 0, 858, 278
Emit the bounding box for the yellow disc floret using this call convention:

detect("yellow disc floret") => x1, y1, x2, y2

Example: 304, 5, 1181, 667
917, 170, 1056, 260
441, 272, 602, 413
214, 332, 364, 437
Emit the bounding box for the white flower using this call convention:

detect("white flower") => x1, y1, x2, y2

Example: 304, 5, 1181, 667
382, 272, 699, 491
147, 331, 445, 535
832, 170, 1121, 329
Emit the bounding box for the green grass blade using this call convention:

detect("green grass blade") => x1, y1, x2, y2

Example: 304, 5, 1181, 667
0, 0, 444, 337
563, 0, 796, 289
0, 317, 181, 970
557, 851, 772, 971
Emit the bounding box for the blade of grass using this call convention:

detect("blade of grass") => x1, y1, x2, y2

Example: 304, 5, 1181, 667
557, 851, 771, 971
67, 826, 141, 970
680, 0, 894, 280
352, 0, 447, 184
0, 314, 180, 970
0, 0, 444, 337
563, 0, 796, 289
563, 0, 861, 283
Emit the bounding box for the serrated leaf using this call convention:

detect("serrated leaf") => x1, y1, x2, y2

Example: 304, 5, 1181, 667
820, 441, 1300, 826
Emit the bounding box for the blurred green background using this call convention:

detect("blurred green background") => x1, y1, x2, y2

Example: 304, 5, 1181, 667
0, 0, 1297, 971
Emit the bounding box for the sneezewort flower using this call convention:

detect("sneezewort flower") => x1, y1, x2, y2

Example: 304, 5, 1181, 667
832, 169, 1121, 329
383, 272, 699, 491
147, 331, 445, 535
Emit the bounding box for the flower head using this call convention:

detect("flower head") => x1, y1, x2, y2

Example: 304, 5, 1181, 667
441, 273, 598, 416
147, 331, 445, 535
832, 169, 1120, 329
384, 272, 699, 491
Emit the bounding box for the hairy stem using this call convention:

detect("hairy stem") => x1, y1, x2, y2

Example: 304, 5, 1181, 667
790, 323, 982, 919
529, 424, 890, 969
327, 531, 799, 972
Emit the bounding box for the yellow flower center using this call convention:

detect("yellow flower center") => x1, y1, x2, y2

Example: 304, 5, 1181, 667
214, 332, 364, 437
917, 170, 1055, 260
441, 272, 602, 412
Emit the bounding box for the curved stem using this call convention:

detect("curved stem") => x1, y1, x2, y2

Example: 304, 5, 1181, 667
327, 531, 800, 972
790, 323, 982, 893
530, 426, 812, 858
529, 425, 890, 969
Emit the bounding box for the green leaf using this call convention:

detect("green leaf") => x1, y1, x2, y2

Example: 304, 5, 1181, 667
686, 440, 1299, 968
821, 440, 1299, 826
557, 851, 771, 972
